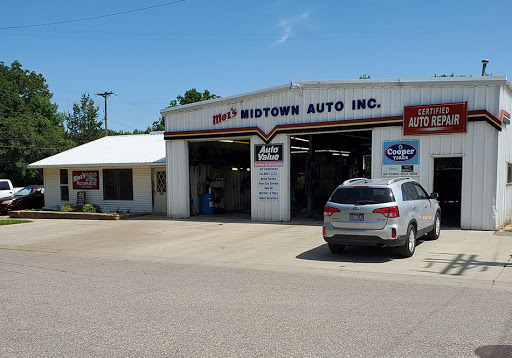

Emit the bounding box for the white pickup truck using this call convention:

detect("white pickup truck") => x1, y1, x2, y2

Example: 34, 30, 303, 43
0, 179, 16, 198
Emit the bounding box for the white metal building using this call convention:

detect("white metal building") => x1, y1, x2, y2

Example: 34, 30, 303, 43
29, 133, 167, 213
162, 77, 512, 230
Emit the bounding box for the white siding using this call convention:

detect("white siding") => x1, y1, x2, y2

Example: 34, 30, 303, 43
164, 82, 503, 139
496, 85, 512, 226
167, 140, 190, 218
43, 166, 154, 213
372, 121, 499, 230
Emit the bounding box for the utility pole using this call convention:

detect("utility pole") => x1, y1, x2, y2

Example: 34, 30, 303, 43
95, 91, 116, 136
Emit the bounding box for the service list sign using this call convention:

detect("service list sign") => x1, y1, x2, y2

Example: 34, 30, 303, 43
255, 144, 283, 201
403, 102, 467, 135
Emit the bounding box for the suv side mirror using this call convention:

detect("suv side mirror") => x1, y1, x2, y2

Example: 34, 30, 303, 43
429, 192, 439, 200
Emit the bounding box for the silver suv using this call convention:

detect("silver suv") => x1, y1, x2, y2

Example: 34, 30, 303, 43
323, 177, 441, 257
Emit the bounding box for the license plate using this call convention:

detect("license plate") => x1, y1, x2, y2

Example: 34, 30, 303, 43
349, 213, 364, 221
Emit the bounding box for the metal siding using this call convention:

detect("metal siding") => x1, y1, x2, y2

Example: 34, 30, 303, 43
372, 121, 498, 230
496, 86, 512, 226
167, 140, 190, 218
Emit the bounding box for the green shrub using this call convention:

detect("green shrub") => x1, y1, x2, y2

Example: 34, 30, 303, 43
61, 204, 79, 212
82, 204, 102, 213
82, 204, 95, 213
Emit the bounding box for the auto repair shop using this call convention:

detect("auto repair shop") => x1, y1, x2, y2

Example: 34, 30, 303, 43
162, 77, 512, 230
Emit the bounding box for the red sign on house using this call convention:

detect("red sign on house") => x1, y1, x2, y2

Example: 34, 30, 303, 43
72, 171, 99, 189
404, 102, 467, 135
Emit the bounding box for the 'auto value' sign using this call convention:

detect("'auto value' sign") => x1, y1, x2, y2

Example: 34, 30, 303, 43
403, 102, 467, 135
254, 144, 284, 167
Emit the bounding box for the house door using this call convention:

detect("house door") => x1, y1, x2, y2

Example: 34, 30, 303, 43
152, 169, 167, 214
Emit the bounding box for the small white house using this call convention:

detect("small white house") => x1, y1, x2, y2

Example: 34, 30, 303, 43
28, 133, 167, 213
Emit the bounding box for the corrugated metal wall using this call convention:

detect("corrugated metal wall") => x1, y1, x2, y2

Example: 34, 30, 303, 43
166, 140, 190, 217
43, 166, 155, 213
496, 86, 512, 226
373, 122, 498, 230
164, 83, 503, 135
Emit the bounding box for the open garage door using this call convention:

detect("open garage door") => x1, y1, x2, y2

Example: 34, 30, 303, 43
290, 130, 372, 219
189, 140, 251, 217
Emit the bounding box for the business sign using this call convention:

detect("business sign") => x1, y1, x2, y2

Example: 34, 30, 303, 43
382, 140, 419, 165
254, 144, 284, 167
382, 165, 418, 177
403, 102, 467, 135
257, 167, 280, 201
72, 171, 99, 189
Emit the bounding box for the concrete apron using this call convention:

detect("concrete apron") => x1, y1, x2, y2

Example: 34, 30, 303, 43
1, 215, 511, 291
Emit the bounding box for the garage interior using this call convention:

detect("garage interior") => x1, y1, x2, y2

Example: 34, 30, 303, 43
189, 140, 251, 216
290, 130, 372, 219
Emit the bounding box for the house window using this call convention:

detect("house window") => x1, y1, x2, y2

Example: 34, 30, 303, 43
60, 169, 69, 201
103, 169, 133, 200
508, 163, 512, 184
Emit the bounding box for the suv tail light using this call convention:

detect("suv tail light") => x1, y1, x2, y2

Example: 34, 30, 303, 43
372, 206, 399, 218
324, 205, 340, 217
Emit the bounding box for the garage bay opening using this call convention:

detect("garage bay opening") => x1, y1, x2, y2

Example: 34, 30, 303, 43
189, 140, 250, 217
290, 130, 372, 219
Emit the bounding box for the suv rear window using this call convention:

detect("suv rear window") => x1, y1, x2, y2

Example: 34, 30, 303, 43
329, 187, 395, 205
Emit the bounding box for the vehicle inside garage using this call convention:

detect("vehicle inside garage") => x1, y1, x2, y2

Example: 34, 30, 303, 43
290, 130, 372, 219
189, 140, 251, 216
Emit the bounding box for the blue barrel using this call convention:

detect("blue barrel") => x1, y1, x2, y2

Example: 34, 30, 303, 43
200, 194, 214, 215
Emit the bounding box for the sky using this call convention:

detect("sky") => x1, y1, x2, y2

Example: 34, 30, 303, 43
2, 0, 512, 132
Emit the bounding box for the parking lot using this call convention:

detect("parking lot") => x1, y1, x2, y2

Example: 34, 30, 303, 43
1, 215, 511, 291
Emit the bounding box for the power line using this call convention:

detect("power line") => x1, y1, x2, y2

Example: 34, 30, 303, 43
0, 0, 186, 30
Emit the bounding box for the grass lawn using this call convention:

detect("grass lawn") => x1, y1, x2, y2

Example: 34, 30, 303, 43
0, 219, 32, 225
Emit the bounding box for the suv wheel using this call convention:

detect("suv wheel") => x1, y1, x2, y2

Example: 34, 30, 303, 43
398, 224, 416, 258
427, 212, 441, 240
328, 243, 345, 254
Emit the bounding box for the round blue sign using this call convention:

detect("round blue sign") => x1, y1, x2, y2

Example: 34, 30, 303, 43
384, 142, 418, 163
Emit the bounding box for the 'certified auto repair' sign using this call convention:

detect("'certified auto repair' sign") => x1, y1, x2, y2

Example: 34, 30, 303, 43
403, 102, 467, 135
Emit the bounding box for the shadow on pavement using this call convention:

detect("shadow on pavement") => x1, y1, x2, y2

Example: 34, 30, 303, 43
417, 253, 510, 276
296, 243, 404, 263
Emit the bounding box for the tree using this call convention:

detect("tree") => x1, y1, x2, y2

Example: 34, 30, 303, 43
65, 93, 103, 146
432, 73, 469, 77
151, 88, 220, 131
170, 88, 219, 107
0, 60, 74, 186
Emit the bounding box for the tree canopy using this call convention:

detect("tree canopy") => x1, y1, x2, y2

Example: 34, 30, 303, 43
170, 88, 219, 107
152, 88, 220, 131
0, 60, 74, 186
